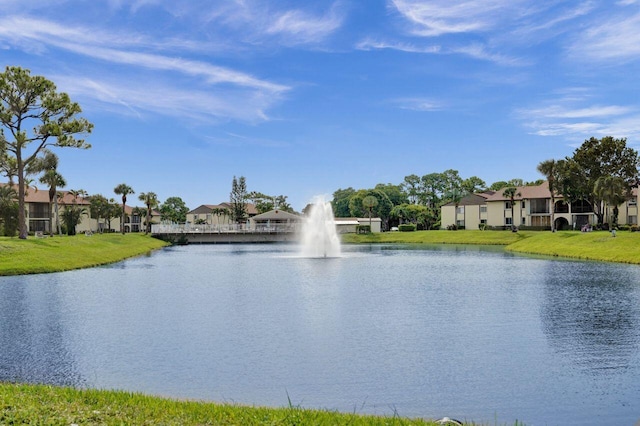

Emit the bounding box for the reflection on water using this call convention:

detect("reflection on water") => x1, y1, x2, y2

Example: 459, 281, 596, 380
542, 261, 640, 374
0, 276, 84, 387
1, 244, 640, 426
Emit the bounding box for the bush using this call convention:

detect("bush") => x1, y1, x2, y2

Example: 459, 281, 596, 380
631, 225, 639, 232
356, 225, 371, 234
446, 224, 458, 231
398, 224, 416, 232
518, 225, 551, 231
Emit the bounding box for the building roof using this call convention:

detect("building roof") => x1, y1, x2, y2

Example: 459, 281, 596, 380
252, 209, 301, 221
187, 203, 258, 215
443, 192, 493, 207
1, 183, 92, 205
484, 182, 554, 202
187, 204, 222, 214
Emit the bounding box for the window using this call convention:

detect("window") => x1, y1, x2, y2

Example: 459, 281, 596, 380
456, 207, 464, 214
530, 199, 549, 214
480, 219, 487, 224
505, 201, 512, 209
480, 206, 487, 213
629, 199, 637, 206
522, 217, 526, 225
505, 217, 513, 225
521, 201, 526, 209
456, 220, 465, 227
28, 203, 49, 218
629, 215, 638, 225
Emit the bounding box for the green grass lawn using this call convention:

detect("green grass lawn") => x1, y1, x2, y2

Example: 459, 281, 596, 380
0, 233, 168, 275
0, 383, 500, 426
342, 229, 640, 265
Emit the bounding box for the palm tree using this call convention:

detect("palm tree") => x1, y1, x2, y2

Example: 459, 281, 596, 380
40, 170, 66, 236
0, 185, 18, 236
138, 192, 159, 234
594, 175, 627, 227
362, 195, 378, 231
211, 207, 229, 229
537, 159, 557, 231
61, 189, 87, 235
502, 187, 521, 231
114, 183, 134, 234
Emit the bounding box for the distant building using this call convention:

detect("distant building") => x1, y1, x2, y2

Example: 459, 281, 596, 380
1, 182, 160, 235
334, 217, 382, 233
186, 203, 258, 225
441, 181, 639, 230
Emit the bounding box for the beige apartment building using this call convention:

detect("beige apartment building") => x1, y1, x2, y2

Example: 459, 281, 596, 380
442, 182, 638, 230
1, 183, 159, 235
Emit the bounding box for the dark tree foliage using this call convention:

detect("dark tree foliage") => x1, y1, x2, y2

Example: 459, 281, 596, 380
331, 187, 356, 217
229, 176, 248, 223
557, 136, 640, 224
160, 197, 188, 223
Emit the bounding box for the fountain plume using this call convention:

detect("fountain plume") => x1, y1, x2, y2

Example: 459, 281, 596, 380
300, 196, 341, 258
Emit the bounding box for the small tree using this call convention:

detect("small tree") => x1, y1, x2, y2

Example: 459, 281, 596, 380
60, 189, 87, 235
89, 194, 111, 233
159, 196, 188, 223
114, 183, 134, 234
537, 159, 558, 231
30, 150, 66, 236
362, 195, 378, 230
0, 66, 93, 239
594, 175, 628, 226
0, 185, 18, 236
230, 176, 248, 224
502, 187, 521, 230
139, 191, 159, 233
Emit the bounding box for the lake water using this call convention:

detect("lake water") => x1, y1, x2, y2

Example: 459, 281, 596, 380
1, 244, 640, 425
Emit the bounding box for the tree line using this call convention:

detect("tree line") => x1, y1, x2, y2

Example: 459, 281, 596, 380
331, 137, 640, 231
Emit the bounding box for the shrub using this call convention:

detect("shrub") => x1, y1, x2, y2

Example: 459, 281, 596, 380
398, 224, 416, 232
631, 225, 639, 232
356, 225, 371, 234
446, 224, 458, 231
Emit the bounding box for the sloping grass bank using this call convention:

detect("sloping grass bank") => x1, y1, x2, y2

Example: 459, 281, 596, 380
0, 383, 493, 426
0, 233, 168, 275
342, 230, 640, 265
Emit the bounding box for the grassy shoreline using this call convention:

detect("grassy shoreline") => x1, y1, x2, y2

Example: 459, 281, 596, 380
0, 383, 509, 425
0, 233, 169, 276
342, 230, 640, 265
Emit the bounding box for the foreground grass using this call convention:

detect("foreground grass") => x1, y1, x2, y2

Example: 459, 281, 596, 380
0, 233, 168, 275
0, 383, 507, 426
342, 229, 640, 265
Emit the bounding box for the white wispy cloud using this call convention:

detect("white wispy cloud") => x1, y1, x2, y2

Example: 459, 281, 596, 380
392, 97, 446, 112
356, 39, 441, 54
266, 5, 344, 45
389, 0, 525, 37
356, 38, 521, 65
0, 15, 289, 122
197, 1, 344, 46
568, 11, 640, 62
54, 75, 277, 124
517, 97, 640, 140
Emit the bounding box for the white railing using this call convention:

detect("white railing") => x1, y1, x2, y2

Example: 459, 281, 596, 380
152, 223, 300, 234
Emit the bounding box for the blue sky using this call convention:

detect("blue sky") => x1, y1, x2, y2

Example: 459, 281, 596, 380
2, 0, 640, 211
